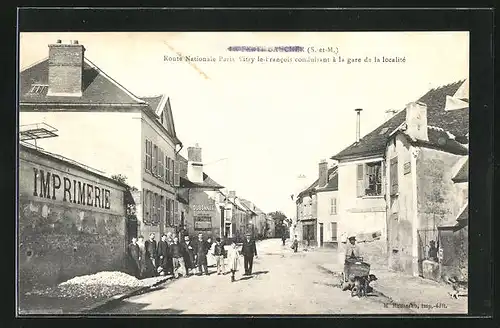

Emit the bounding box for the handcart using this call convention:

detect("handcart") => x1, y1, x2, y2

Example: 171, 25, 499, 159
340, 257, 371, 297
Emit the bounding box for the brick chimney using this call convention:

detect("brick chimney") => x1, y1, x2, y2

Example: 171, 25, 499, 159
405, 102, 428, 141
47, 40, 86, 97
187, 143, 203, 183
318, 159, 328, 188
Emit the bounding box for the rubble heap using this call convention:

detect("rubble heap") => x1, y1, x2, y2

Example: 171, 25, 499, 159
28, 271, 146, 300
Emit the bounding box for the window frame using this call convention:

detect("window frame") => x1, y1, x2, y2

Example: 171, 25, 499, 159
356, 161, 384, 198
330, 197, 337, 215
145, 140, 152, 173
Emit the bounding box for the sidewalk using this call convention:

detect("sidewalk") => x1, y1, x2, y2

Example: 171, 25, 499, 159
318, 262, 467, 314
19, 275, 172, 315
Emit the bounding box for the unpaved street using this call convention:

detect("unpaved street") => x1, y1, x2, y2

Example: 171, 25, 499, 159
98, 239, 410, 315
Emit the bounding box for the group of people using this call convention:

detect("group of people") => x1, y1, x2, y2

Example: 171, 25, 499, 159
127, 232, 259, 283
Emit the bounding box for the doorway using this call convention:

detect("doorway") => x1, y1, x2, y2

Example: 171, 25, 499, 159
319, 223, 324, 247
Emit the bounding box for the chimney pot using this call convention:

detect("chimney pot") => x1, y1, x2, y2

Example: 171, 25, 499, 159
56, 39, 62, 44
73, 40, 79, 45
355, 108, 363, 143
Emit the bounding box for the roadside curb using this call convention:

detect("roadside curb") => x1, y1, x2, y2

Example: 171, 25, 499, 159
79, 275, 173, 314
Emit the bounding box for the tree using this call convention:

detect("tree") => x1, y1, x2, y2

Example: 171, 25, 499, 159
268, 211, 288, 238
111, 174, 138, 191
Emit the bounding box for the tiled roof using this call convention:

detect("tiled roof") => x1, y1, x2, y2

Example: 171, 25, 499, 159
332, 80, 468, 160
297, 167, 338, 201
20, 58, 147, 106
457, 204, 468, 222
398, 126, 469, 156
452, 158, 469, 183
140, 96, 163, 113
179, 173, 224, 189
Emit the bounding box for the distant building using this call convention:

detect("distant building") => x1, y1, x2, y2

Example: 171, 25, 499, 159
296, 164, 338, 247
176, 145, 225, 239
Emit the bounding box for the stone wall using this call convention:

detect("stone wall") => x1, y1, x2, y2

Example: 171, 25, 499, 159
19, 146, 127, 292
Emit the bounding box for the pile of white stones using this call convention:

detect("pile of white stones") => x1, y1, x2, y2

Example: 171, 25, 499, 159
28, 271, 146, 299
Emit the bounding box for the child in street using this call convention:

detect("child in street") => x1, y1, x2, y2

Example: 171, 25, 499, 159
227, 240, 240, 282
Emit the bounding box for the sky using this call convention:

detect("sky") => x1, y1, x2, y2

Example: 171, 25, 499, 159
19, 32, 469, 218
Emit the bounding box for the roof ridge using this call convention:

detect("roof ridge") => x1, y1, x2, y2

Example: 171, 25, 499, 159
84, 58, 146, 105
20, 56, 49, 72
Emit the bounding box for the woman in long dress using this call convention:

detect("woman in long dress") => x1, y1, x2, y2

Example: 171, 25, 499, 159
227, 240, 240, 282
206, 237, 216, 267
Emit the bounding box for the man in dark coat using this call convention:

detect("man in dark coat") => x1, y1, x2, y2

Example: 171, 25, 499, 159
195, 233, 210, 276
157, 234, 170, 276
145, 232, 158, 277
182, 235, 195, 276
241, 233, 258, 275
127, 237, 141, 278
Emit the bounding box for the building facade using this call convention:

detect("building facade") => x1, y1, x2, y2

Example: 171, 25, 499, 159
19, 40, 184, 241
385, 90, 468, 277
296, 163, 338, 247
19, 144, 128, 292
331, 80, 468, 263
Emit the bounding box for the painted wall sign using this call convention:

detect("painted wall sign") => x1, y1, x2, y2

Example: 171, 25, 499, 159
194, 214, 212, 231
32, 168, 111, 209
403, 162, 411, 175
192, 204, 215, 211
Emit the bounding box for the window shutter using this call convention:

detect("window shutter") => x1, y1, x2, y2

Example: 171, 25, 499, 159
381, 161, 386, 195
174, 200, 179, 225
165, 198, 170, 227
170, 159, 175, 185
174, 160, 180, 186
160, 196, 165, 226
170, 199, 175, 226
142, 189, 146, 222
356, 164, 364, 197
390, 157, 398, 195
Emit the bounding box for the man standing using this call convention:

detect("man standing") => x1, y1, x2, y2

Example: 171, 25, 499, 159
157, 234, 169, 276
165, 232, 174, 274
213, 237, 226, 275
281, 231, 287, 246
127, 237, 141, 278
145, 233, 158, 277
241, 233, 258, 275
170, 236, 186, 279
195, 233, 210, 276
183, 235, 195, 276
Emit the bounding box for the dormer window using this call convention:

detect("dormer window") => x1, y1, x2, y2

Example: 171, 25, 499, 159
28, 84, 48, 95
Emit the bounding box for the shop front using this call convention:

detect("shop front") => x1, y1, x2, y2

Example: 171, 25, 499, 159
301, 219, 317, 246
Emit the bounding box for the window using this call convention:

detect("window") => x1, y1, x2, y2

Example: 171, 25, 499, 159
151, 193, 157, 224
145, 140, 152, 172
331, 222, 338, 241
143, 189, 150, 223
390, 157, 398, 195
152, 145, 158, 176
166, 156, 171, 184
28, 84, 48, 94
170, 159, 175, 185
330, 198, 337, 215
174, 160, 180, 186
166, 198, 172, 226
158, 149, 164, 181
356, 161, 383, 197
160, 196, 165, 226
174, 200, 179, 225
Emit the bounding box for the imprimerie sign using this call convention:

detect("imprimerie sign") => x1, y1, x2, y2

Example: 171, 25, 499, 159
32, 168, 111, 209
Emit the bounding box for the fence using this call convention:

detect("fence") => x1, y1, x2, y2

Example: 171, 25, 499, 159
417, 228, 439, 275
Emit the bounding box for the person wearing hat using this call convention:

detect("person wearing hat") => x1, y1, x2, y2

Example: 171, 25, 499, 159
182, 235, 196, 276
241, 232, 258, 275
345, 234, 361, 260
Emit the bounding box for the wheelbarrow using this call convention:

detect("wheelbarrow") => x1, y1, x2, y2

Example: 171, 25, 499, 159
340, 257, 372, 297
